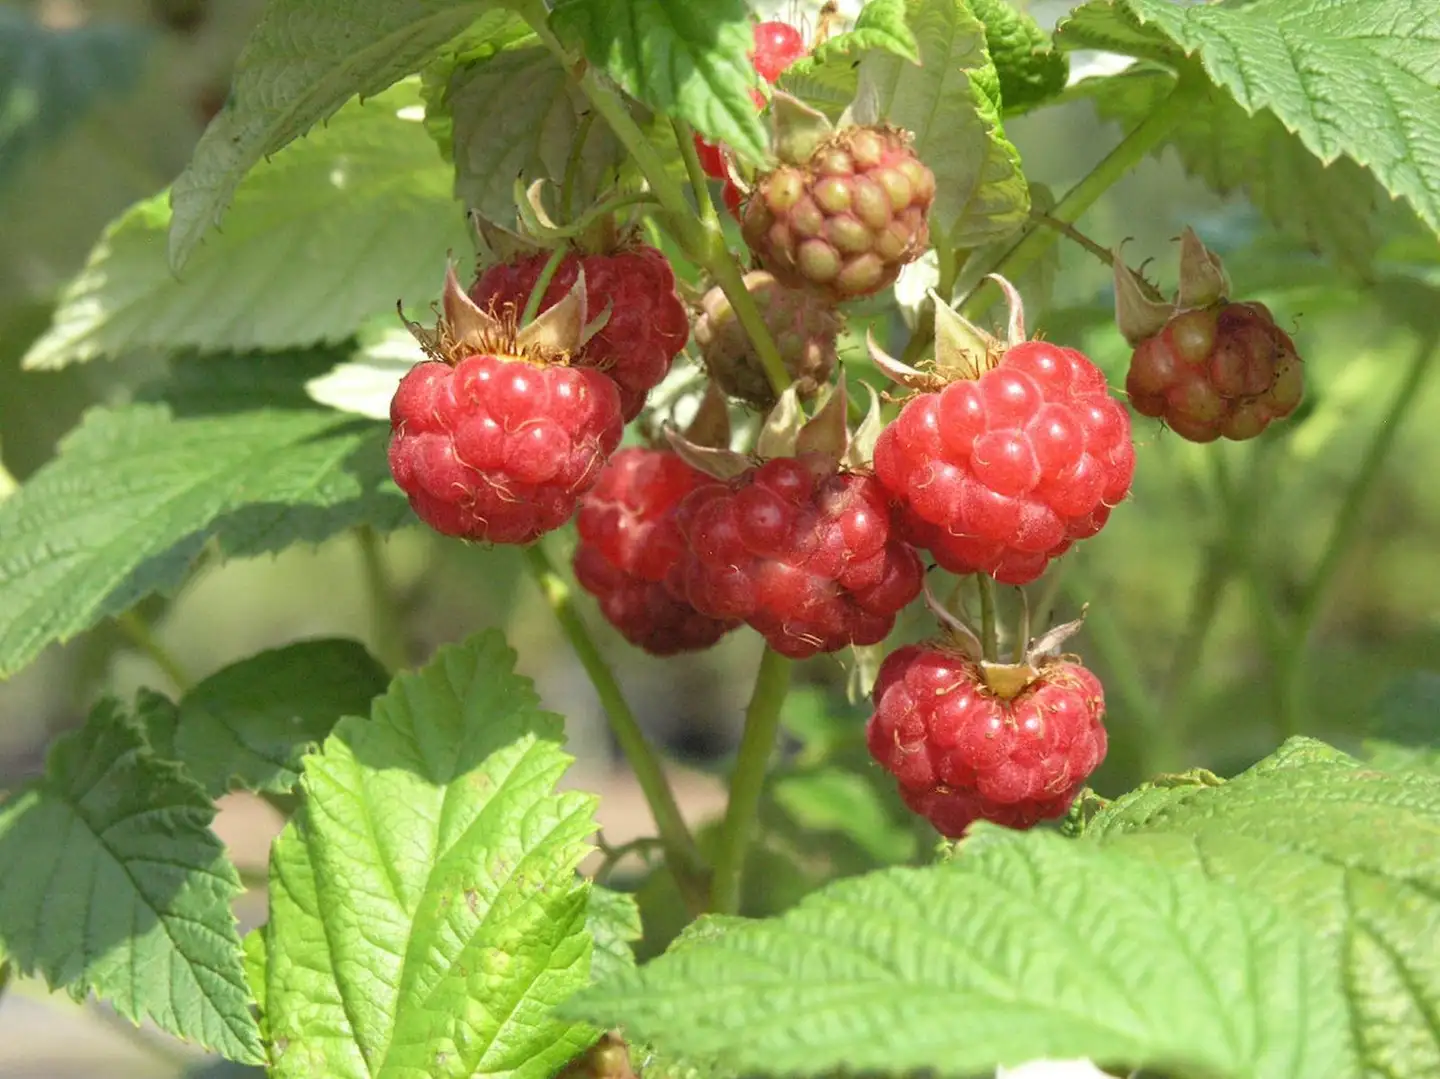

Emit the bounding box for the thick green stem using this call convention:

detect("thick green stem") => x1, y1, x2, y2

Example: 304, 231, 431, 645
560, 111, 596, 221
705, 251, 793, 397
674, 118, 720, 229
519, 246, 569, 327
1277, 329, 1440, 738
976, 575, 1000, 662
355, 526, 408, 674
521, 542, 708, 909
709, 648, 792, 915
115, 610, 193, 692
962, 82, 1192, 319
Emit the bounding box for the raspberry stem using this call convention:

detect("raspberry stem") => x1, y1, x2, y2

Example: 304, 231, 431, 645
975, 575, 1000, 662
521, 541, 710, 912
1276, 326, 1440, 739
960, 80, 1194, 320
673, 117, 720, 229
519, 246, 569, 328
355, 526, 408, 674
115, 609, 193, 692
709, 647, 792, 915
560, 110, 597, 222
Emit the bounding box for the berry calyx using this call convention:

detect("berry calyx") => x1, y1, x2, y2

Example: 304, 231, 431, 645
575, 446, 739, 655
1116, 230, 1303, 443
871, 277, 1134, 585
742, 101, 936, 303
693, 270, 842, 409
866, 635, 1108, 838
470, 243, 689, 421
388, 264, 623, 544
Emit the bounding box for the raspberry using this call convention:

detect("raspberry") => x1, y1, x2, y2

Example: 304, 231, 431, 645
874, 340, 1134, 585
470, 245, 689, 421
693, 271, 842, 409
668, 454, 923, 659
694, 20, 806, 180
721, 178, 746, 221
866, 643, 1107, 837
742, 124, 935, 303
387, 307, 624, 544
574, 448, 738, 655
1126, 301, 1304, 443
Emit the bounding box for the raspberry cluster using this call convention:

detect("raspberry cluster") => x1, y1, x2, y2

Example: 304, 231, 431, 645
470, 245, 689, 421
668, 455, 923, 659
874, 341, 1135, 586
574, 448, 738, 655
865, 643, 1108, 837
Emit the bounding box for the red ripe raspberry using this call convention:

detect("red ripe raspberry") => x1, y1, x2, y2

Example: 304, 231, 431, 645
721, 178, 746, 221
695, 134, 729, 180
668, 454, 923, 659
388, 356, 623, 544
874, 342, 1134, 586
470, 246, 689, 421
574, 448, 738, 655
866, 644, 1107, 837
751, 20, 807, 82
1126, 301, 1304, 442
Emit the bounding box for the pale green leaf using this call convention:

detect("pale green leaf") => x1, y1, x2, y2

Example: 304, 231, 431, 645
965, 0, 1068, 115
1058, 0, 1440, 239
587, 886, 642, 984
1073, 65, 1384, 275
551, 0, 768, 163
145, 639, 390, 797
261, 631, 600, 1079
1087, 749, 1440, 1078
305, 323, 423, 421
778, 0, 920, 112
26, 82, 466, 370
0, 8, 154, 189
569, 828, 1344, 1079
0, 696, 260, 1061
168, 1, 498, 268
858, 0, 1029, 248
447, 46, 625, 224
419, 11, 536, 163
0, 350, 407, 681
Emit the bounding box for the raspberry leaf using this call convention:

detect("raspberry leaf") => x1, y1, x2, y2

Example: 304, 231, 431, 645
566, 828, 1344, 1079
25, 82, 467, 370
0, 8, 155, 191
551, 0, 769, 164
0, 695, 260, 1061
0, 350, 408, 681
443, 46, 626, 226
778, 0, 920, 110
1084, 744, 1440, 1077
256, 631, 601, 1078
167, 3, 517, 269
1057, 0, 1440, 243
1068, 65, 1386, 276
587, 886, 643, 984
857, 0, 1029, 249
143, 639, 390, 797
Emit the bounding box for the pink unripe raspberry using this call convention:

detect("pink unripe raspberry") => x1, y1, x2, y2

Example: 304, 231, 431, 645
668, 453, 923, 659
866, 643, 1107, 837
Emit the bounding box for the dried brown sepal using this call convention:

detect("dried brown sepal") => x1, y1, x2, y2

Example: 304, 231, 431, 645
770, 90, 835, 166
663, 425, 752, 481
684, 381, 734, 450
793, 375, 850, 462
865, 329, 945, 392
843, 382, 886, 470
755, 383, 807, 458
1112, 255, 1173, 347
1176, 226, 1231, 310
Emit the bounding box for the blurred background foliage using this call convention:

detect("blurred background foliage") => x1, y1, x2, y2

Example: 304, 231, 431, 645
1, 0, 1439, 1068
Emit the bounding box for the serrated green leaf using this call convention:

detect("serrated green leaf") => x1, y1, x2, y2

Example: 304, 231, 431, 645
858, 0, 1029, 248
168, 1, 499, 268
1058, 0, 1440, 240
551, 0, 768, 163
569, 828, 1344, 1079
446, 46, 625, 224
0, 696, 260, 1061
261, 631, 600, 1078
419, 11, 535, 163
26, 82, 466, 370
779, 2, 923, 133
587, 886, 642, 984
145, 639, 389, 797
1074, 65, 1384, 275
1365, 671, 1440, 773
1088, 754, 1440, 1077
965, 0, 1068, 115
0, 9, 154, 190
0, 350, 408, 682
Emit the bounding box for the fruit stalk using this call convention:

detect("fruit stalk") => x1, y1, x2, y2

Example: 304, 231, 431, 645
673, 117, 720, 229
1277, 327, 1440, 738
709, 647, 792, 914
962, 81, 1193, 319
521, 541, 709, 911
115, 609, 192, 692
355, 525, 408, 674
976, 574, 1000, 662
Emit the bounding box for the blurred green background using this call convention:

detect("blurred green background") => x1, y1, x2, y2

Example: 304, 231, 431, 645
2, 0, 1439, 1074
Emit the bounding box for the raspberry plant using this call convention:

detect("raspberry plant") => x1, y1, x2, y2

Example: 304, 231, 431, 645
1, 1, 1439, 1079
